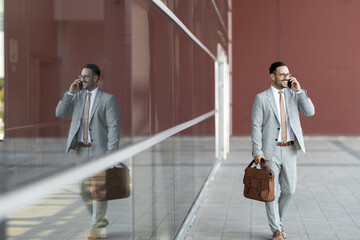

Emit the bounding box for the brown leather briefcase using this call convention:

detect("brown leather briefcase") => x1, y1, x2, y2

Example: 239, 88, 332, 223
91, 163, 131, 201
243, 159, 275, 202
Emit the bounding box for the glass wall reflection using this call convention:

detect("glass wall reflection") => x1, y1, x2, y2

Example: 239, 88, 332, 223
2, 0, 229, 239
132, 120, 215, 239
3, 0, 132, 193
3, 127, 215, 239
5, 161, 132, 240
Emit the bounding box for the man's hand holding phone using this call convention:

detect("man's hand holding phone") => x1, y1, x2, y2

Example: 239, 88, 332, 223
69, 78, 83, 94
287, 77, 301, 92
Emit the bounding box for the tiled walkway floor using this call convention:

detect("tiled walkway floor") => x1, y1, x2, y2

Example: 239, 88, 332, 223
185, 137, 360, 240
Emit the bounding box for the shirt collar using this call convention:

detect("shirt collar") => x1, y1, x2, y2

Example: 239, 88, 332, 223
271, 85, 284, 95
87, 87, 99, 96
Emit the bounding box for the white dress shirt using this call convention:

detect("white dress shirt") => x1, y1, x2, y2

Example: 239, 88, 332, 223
270, 85, 295, 143
66, 87, 99, 143
78, 87, 98, 143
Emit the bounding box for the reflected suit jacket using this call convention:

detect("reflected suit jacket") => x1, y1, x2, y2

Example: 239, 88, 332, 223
251, 87, 315, 160
55, 88, 120, 158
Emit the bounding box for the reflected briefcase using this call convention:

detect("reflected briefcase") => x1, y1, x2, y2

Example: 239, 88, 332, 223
91, 163, 131, 201
243, 159, 275, 202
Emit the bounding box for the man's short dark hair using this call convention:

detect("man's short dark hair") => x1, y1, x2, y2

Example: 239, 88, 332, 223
84, 63, 101, 79
269, 61, 287, 74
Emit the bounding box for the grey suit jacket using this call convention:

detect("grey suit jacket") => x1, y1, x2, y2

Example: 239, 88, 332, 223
55, 88, 120, 158
251, 87, 315, 160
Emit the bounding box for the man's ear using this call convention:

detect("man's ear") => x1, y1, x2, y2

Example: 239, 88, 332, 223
94, 75, 99, 83
270, 73, 275, 82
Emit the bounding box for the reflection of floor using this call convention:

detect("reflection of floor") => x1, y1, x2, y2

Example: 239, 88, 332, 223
0, 137, 132, 193
1, 136, 217, 240
6, 185, 132, 240
0, 138, 76, 193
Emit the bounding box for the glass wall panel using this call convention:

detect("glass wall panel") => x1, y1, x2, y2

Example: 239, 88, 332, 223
132, 139, 175, 239
147, 7, 174, 134
131, 0, 151, 138
194, 118, 216, 194
173, 0, 194, 33
173, 22, 194, 129
173, 0, 228, 55
130, 1, 219, 237
2, 0, 229, 239
131, 129, 215, 240
193, 1, 228, 56
215, 0, 229, 31
173, 134, 194, 231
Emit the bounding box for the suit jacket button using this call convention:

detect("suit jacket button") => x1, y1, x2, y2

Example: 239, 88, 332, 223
275, 139, 278, 141
278, 128, 280, 130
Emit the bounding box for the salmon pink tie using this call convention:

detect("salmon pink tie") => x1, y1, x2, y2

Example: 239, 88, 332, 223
279, 91, 287, 142
83, 92, 91, 143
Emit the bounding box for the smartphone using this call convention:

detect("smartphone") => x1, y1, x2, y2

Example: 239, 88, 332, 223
78, 81, 83, 90
287, 80, 292, 88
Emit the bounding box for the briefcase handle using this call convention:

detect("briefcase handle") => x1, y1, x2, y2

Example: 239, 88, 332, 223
112, 163, 128, 169
248, 158, 275, 176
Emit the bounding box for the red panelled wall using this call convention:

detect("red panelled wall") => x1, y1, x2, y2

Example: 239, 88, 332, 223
232, 0, 360, 135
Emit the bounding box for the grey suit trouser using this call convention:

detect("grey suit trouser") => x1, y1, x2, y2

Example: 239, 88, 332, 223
265, 144, 297, 233
77, 146, 108, 229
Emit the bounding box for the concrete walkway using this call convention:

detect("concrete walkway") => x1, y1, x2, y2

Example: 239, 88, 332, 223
185, 137, 360, 240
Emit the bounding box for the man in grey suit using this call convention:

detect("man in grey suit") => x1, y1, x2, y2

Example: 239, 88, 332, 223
251, 62, 315, 240
56, 63, 120, 240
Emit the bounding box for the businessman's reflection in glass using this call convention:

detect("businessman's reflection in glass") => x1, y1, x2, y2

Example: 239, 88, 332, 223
56, 63, 120, 239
